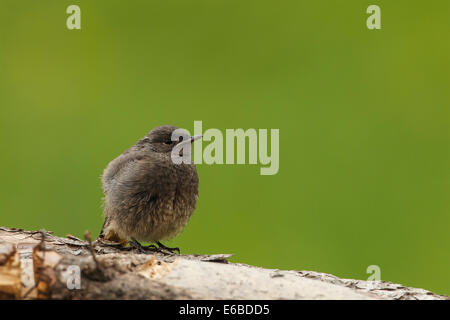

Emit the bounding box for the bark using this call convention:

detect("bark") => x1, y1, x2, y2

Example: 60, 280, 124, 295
0, 227, 447, 300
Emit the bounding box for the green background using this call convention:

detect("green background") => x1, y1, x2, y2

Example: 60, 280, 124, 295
1, 1, 449, 295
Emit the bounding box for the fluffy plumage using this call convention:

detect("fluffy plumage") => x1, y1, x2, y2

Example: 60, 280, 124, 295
99, 125, 199, 247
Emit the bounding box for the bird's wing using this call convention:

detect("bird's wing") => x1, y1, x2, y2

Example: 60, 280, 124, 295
103, 152, 175, 196
102, 150, 150, 194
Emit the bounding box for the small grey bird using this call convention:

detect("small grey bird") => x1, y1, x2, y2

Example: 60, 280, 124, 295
98, 125, 201, 254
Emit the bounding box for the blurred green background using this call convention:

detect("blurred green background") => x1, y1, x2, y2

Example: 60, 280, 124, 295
0, 1, 449, 295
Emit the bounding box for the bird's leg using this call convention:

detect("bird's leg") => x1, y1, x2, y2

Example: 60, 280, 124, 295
129, 238, 157, 254
156, 241, 180, 254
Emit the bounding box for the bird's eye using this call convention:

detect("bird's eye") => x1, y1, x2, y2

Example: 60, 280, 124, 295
164, 140, 173, 145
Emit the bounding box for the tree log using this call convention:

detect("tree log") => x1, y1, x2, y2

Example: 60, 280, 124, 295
0, 227, 447, 300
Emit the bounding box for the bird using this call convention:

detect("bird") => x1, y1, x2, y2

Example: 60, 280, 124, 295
98, 125, 201, 254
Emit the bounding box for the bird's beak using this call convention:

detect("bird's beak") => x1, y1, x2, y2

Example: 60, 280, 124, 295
190, 135, 202, 143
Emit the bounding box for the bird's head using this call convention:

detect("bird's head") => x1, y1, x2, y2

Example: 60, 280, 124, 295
145, 125, 202, 153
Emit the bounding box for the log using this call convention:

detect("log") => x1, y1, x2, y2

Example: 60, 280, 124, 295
0, 227, 447, 300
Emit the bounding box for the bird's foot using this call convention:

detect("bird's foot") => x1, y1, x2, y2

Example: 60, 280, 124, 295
129, 238, 157, 254
156, 241, 181, 255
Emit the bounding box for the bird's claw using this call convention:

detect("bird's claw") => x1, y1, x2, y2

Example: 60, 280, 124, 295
128, 238, 180, 255
129, 238, 157, 254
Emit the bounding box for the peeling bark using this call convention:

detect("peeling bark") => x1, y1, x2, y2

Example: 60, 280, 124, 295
0, 227, 447, 300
